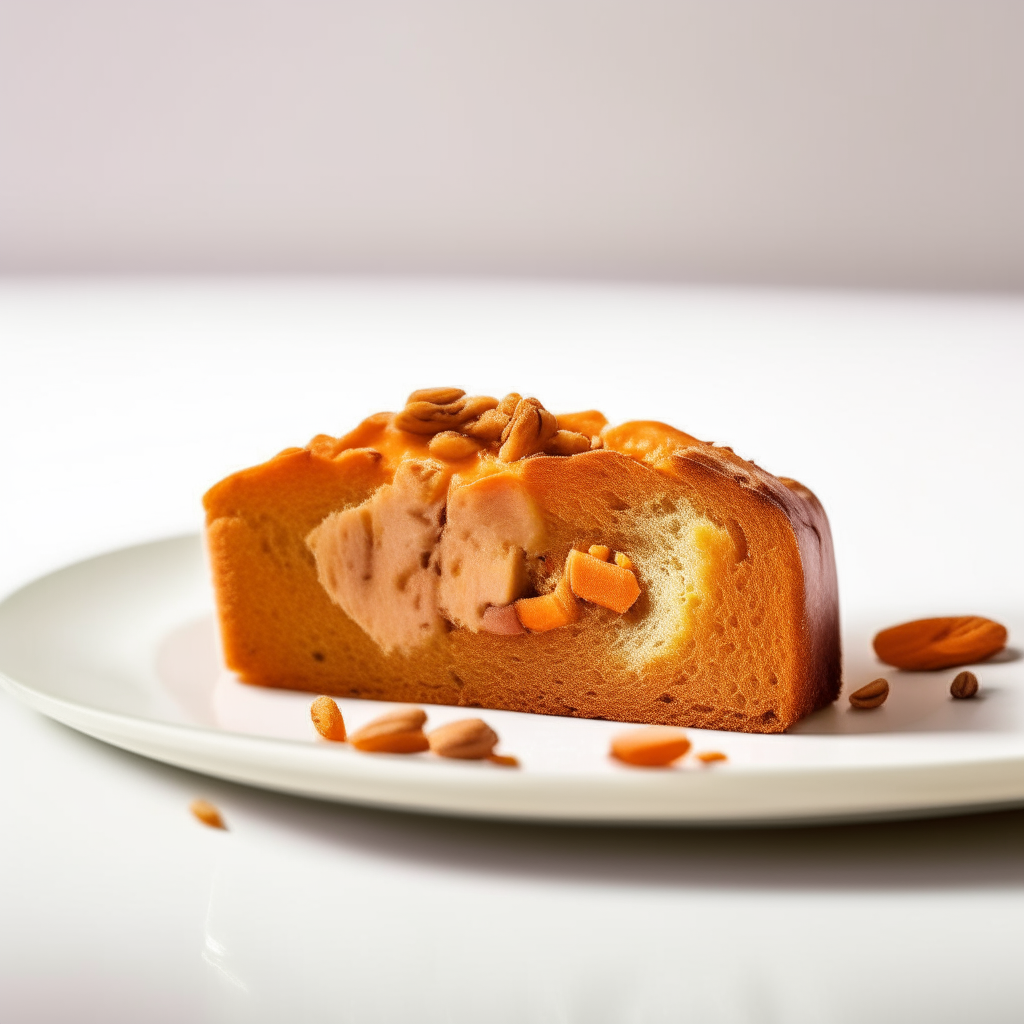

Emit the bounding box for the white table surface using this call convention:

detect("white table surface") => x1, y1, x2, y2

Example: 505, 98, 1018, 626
1, 279, 1023, 1023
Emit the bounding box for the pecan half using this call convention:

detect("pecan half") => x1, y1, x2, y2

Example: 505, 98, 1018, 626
873, 616, 1007, 671
395, 391, 498, 436
498, 397, 558, 462
407, 387, 466, 405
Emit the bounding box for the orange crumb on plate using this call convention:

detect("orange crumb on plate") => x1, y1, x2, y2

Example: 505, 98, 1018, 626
696, 751, 728, 764
487, 753, 520, 768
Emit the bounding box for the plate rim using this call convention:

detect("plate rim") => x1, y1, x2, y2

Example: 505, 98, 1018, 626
2, 534, 1024, 827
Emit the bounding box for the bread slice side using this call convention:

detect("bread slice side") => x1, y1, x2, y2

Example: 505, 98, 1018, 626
204, 420, 841, 733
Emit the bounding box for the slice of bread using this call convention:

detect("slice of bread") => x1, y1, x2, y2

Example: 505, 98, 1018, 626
204, 390, 840, 733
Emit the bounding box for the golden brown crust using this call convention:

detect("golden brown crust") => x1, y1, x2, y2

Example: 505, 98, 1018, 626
203, 397, 841, 733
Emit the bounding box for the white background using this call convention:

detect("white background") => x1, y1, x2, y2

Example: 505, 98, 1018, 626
1, 280, 1023, 1021
2, 1, 1023, 290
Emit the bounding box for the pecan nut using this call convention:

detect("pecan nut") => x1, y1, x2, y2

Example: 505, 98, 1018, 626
873, 616, 1007, 671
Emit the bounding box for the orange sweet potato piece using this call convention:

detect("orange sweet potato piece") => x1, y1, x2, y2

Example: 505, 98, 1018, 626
567, 549, 640, 614
515, 572, 579, 632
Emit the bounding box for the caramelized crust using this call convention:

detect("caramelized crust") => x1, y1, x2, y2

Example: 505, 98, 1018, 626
204, 397, 841, 733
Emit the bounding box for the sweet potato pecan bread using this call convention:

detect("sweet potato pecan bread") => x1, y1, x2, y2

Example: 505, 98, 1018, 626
204, 389, 841, 733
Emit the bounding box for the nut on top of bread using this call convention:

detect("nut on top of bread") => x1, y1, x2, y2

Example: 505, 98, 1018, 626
204, 389, 840, 733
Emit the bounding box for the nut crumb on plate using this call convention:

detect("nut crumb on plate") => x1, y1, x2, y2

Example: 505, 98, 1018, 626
487, 753, 520, 768
310, 695, 347, 741
696, 751, 728, 764
190, 799, 226, 830
951, 670, 980, 699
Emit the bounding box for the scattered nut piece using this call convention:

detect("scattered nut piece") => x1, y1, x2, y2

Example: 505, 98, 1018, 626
428, 431, 483, 461
428, 718, 499, 760
545, 429, 592, 456
849, 678, 889, 709
567, 549, 641, 614
951, 670, 980, 699
696, 751, 728, 764
873, 616, 1007, 671
310, 695, 347, 741
614, 552, 633, 570
350, 706, 430, 753
588, 544, 612, 561
487, 753, 520, 768
480, 604, 525, 635
190, 799, 227, 830
611, 727, 691, 767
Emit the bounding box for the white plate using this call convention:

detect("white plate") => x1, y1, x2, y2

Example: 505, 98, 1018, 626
0, 535, 1021, 825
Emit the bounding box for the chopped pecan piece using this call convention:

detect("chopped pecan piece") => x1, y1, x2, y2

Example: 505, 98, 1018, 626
545, 429, 592, 456
499, 397, 558, 462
